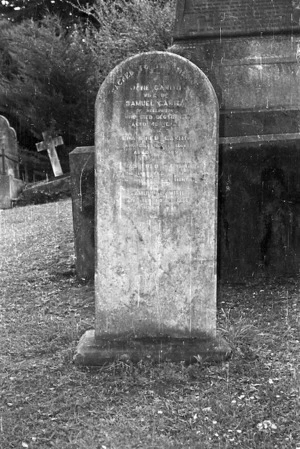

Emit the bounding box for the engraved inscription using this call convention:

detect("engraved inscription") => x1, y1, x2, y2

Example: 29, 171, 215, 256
110, 65, 202, 218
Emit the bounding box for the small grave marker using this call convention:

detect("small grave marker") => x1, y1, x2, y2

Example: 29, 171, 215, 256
0, 116, 23, 209
36, 131, 64, 177
69, 146, 95, 281
74, 51, 230, 365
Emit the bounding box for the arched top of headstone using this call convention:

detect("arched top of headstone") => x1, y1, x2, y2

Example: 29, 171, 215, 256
0, 115, 18, 158
96, 51, 218, 120
0, 115, 17, 140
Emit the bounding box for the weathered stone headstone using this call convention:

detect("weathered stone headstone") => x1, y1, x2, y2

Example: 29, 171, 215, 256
36, 131, 64, 177
0, 116, 23, 209
75, 51, 230, 365
69, 146, 95, 281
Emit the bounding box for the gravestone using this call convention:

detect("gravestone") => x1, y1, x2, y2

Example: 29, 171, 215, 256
69, 146, 95, 281
36, 131, 64, 177
75, 51, 230, 365
0, 116, 23, 209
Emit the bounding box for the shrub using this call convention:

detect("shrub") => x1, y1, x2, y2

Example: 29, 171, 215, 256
0, 1, 175, 158
0, 16, 97, 146
79, 0, 175, 85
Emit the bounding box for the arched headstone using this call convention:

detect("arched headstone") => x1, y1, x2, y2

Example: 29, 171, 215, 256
0, 116, 23, 209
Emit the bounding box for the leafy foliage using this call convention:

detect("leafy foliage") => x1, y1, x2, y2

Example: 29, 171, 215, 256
0, 0, 175, 164
0, 16, 97, 146
82, 0, 175, 84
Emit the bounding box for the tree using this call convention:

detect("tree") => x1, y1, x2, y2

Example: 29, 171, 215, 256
0, 0, 175, 144
81, 0, 175, 85
0, 0, 175, 176
0, 16, 97, 148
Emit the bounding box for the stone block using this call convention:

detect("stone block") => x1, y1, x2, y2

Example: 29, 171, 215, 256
0, 175, 23, 209
69, 147, 95, 281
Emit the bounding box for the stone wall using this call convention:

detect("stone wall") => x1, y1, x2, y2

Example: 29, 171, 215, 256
171, 0, 300, 278
170, 35, 300, 122
174, 0, 299, 38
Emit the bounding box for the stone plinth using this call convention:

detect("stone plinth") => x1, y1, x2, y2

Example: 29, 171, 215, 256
0, 175, 11, 209
0, 175, 23, 209
74, 52, 230, 365
75, 329, 230, 365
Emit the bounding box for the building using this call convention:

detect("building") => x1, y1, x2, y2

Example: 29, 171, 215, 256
171, 0, 300, 277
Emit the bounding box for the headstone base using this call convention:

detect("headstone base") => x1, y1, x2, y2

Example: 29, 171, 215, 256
0, 175, 23, 209
74, 330, 231, 366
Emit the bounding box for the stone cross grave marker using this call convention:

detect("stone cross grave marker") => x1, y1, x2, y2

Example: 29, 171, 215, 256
75, 51, 230, 365
36, 131, 64, 177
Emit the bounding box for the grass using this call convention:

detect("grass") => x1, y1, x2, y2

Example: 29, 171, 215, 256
1, 198, 300, 448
